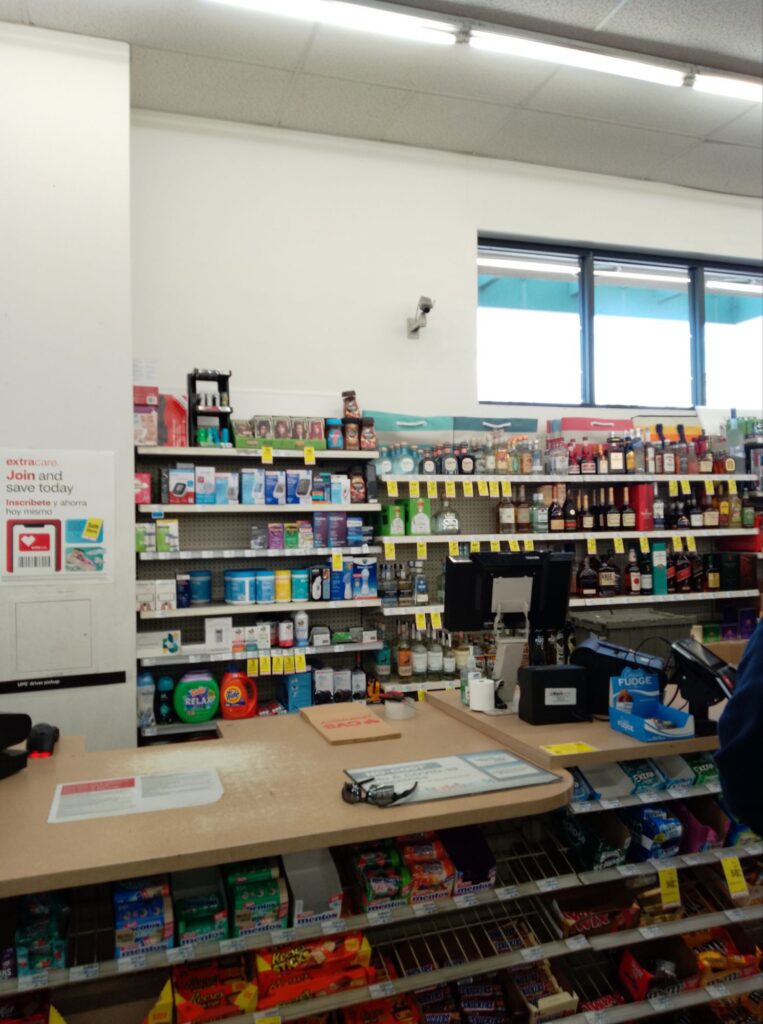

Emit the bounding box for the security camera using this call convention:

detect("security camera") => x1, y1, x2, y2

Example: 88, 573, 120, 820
407, 296, 435, 339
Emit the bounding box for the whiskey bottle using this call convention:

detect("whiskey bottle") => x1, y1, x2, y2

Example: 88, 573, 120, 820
563, 487, 578, 531
620, 486, 636, 530
549, 486, 565, 532
581, 493, 595, 531
515, 485, 532, 534
577, 556, 598, 598
624, 548, 642, 594
605, 487, 621, 530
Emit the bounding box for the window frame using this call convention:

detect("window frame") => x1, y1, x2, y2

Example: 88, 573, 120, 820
478, 236, 763, 409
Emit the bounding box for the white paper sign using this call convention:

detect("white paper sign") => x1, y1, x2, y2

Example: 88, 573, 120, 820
49, 769, 223, 823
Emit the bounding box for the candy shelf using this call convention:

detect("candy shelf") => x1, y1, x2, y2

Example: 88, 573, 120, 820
139, 545, 382, 561
570, 781, 722, 812
569, 589, 759, 607
139, 640, 383, 667
140, 598, 382, 620
136, 446, 379, 460
138, 503, 380, 514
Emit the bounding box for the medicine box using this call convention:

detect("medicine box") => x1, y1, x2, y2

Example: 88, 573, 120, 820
205, 616, 233, 653
156, 519, 180, 552
215, 471, 239, 505
265, 471, 286, 505
195, 466, 216, 505
136, 581, 157, 613
287, 469, 313, 505
134, 406, 158, 446
158, 393, 188, 448
155, 579, 177, 612
240, 469, 265, 505
135, 522, 156, 553
134, 473, 152, 504
169, 467, 195, 504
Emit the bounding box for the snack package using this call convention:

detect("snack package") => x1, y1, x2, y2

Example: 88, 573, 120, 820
619, 805, 683, 861
619, 759, 665, 796
256, 932, 371, 996
257, 965, 376, 1009
344, 995, 420, 1024
224, 859, 281, 888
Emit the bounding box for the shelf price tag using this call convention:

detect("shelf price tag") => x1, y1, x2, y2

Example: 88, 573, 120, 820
462, 480, 474, 498
117, 954, 146, 972
490, 539, 501, 552
368, 982, 396, 1000
501, 481, 512, 498
673, 535, 683, 552
728, 479, 738, 495
303, 446, 316, 466
166, 945, 194, 965
705, 480, 715, 496
408, 480, 420, 498
445, 480, 456, 499
509, 538, 520, 552
427, 480, 438, 499
431, 610, 442, 629
294, 652, 307, 672
69, 962, 100, 982
686, 535, 697, 552
658, 866, 681, 909
331, 550, 344, 571
722, 856, 748, 899
414, 612, 427, 631
271, 655, 284, 676
259, 654, 271, 676
283, 655, 295, 674
470, 540, 481, 553
19, 970, 49, 990
477, 480, 489, 497
680, 479, 691, 495
246, 658, 259, 677
524, 539, 534, 552
639, 536, 650, 554
261, 446, 274, 465
387, 480, 399, 497
384, 542, 396, 561
416, 541, 428, 559
613, 536, 625, 554
489, 480, 500, 498
448, 540, 459, 557
668, 479, 679, 497
586, 537, 597, 555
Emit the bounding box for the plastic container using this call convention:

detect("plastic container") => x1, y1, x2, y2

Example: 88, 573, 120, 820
189, 570, 212, 606
174, 671, 219, 723
255, 570, 275, 604
224, 570, 256, 605
278, 620, 294, 648
274, 570, 291, 603
219, 671, 258, 719
291, 569, 309, 602
282, 848, 343, 926
155, 676, 175, 725
293, 610, 309, 646
136, 672, 156, 728
326, 418, 343, 449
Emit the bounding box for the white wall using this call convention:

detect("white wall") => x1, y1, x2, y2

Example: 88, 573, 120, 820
131, 110, 763, 422
0, 24, 135, 750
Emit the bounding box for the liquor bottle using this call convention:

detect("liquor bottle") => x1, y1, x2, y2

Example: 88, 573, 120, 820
458, 443, 475, 475
689, 553, 705, 592
580, 436, 597, 475
605, 487, 621, 530
548, 486, 565, 532
675, 424, 690, 475
675, 547, 692, 593
595, 487, 606, 530
530, 440, 543, 475
640, 551, 653, 595
597, 552, 620, 597
666, 546, 676, 593
496, 441, 509, 475
741, 488, 756, 528
519, 437, 533, 475
442, 634, 456, 681
608, 435, 626, 474
563, 487, 578, 531
697, 436, 714, 474
717, 484, 730, 528
374, 627, 392, 680
412, 631, 428, 683
567, 439, 581, 475
702, 488, 719, 528
653, 483, 665, 530
433, 499, 460, 534
597, 443, 609, 475
531, 490, 549, 533
729, 488, 743, 528
426, 630, 443, 681
687, 489, 703, 529
643, 429, 656, 474
581, 493, 595, 531
515, 485, 532, 534
704, 553, 721, 591
620, 486, 636, 530
420, 448, 437, 474
625, 431, 635, 474
675, 500, 690, 530
396, 623, 412, 679
497, 491, 516, 534
662, 429, 677, 474
484, 439, 496, 475
577, 556, 598, 597
624, 548, 642, 594
441, 445, 459, 476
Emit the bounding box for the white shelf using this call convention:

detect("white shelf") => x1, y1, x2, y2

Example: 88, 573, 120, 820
136, 446, 378, 461
139, 640, 383, 667
138, 503, 380, 514
140, 599, 382, 619
380, 604, 445, 617
139, 546, 381, 561
140, 722, 220, 738
375, 529, 751, 545
569, 589, 759, 607
381, 472, 755, 484
382, 679, 457, 693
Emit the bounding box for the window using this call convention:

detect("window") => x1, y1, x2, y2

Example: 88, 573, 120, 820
477, 241, 763, 409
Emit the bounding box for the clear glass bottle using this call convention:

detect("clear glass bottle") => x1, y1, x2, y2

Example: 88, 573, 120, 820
687, 488, 703, 529
374, 626, 392, 680
515, 485, 532, 534
531, 490, 549, 533
702, 489, 719, 528
497, 492, 516, 534
412, 631, 428, 683
458, 443, 475, 475
412, 560, 429, 605
581, 493, 594, 531
531, 440, 543, 474
419, 448, 437, 475
396, 623, 412, 679
433, 499, 461, 534
426, 630, 443, 681
442, 633, 457, 681
653, 483, 665, 530
396, 562, 413, 606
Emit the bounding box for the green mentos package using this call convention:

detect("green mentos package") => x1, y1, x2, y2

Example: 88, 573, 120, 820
224, 858, 280, 888
178, 912, 228, 946
682, 752, 720, 786
230, 878, 288, 917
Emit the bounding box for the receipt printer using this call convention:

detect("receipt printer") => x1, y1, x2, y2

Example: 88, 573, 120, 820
517, 665, 590, 725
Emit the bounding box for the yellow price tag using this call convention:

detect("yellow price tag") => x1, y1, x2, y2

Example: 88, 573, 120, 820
640, 536, 651, 554
246, 658, 259, 677
253, 1017, 281, 1024
445, 480, 456, 499
477, 480, 489, 497
427, 480, 438, 499
271, 654, 283, 675
686, 535, 697, 552
303, 446, 316, 466
416, 541, 427, 559
728, 479, 738, 495
668, 479, 678, 497
470, 540, 480, 553
414, 612, 427, 631
658, 866, 681, 909
509, 538, 520, 552
489, 480, 500, 498
490, 539, 501, 552
448, 540, 459, 557
261, 445, 274, 465
294, 652, 307, 673
417, 688, 426, 702
587, 537, 597, 555
524, 538, 534, 551
283, 654, 295, 674
722, 856, 748, 898
705, 480, 715, 496
540, 741, 598, 756
501, 481, 513, 498
82, 518, 103, 541
408, 479, 420, 498
331, 550, 344, 571
613, 536, 625, 555
384, 542, 396, 561
680, 479, 691, 495
387, 480, 399, 498
462, 480, 474, 498
431, 610, 442, 629
259, 654, 271, 675
673, 535, 683, 552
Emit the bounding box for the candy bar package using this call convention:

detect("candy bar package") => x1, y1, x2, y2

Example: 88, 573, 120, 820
257, 964, 376, 1010
256, 932, 372, 996
619, 805, 682, 861
343, 994, 421, 1024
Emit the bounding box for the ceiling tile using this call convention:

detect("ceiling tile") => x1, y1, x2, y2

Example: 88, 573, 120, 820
659, 140, 763, 197
303, 27, 552, 106
385, 92, 511, 152
130, 47, 291, 126
481, 106, 697, 179
526, 67, 760, 138
26, 0, 314, 70
278, 74, 409, 139
707, 106, 763, 147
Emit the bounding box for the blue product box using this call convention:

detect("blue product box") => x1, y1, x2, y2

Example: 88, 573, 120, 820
113, 877, 170, 903
113, 895, 173, 932
609, 666, 660, 712
265, 470, 286, 505
286, 469, 312, 505
240, 469, 265, 505
610, 695, 694, 742
282, 671, 313, 712
331, 559, 354, 601
619, 804, 682, 861
352, 557, 377, 599
346, 515, 364, 546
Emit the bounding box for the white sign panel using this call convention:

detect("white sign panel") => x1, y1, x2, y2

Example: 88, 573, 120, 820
49, 769, 223, 823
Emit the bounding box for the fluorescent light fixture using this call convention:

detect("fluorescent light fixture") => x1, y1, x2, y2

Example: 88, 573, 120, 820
693, 73, 763, 103
705, 280, 763, 295
477, 257, 579, 276
469, 29, 684, 86
205, 0, 457, 44
594, 270, 690, 285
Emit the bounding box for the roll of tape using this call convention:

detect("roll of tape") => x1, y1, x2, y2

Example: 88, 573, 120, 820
469, 677, 494, 713
385, 699, 416, 720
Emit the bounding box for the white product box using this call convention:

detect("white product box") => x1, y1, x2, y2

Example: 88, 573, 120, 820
244, 623, 272, 650
195, 466, 216, 505
137, 630, 182, 657
265, 470, 286, 505
204, 616, 233, 652
313, 667, 334, 699
155, 579, 178, 611
136, 580, 157, 613
135, 522, 156, 553
362, 628, 379, 644
156, 519, 180, 553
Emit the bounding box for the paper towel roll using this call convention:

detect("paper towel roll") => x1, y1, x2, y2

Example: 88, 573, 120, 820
469, 677, 494, 713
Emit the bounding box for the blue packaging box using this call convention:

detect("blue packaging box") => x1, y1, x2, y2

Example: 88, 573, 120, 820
265, 470, 286, 505
610, 695, 694, 742
282, 671, 312, 712
240, 468, 265, 505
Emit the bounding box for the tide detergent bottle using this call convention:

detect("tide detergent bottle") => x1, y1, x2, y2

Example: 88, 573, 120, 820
219, 669, 258, 719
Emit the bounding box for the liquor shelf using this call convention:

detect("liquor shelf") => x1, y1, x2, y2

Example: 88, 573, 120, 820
568, 589, 759, 607
380, 473, 756, 485
375, 529, 751, 544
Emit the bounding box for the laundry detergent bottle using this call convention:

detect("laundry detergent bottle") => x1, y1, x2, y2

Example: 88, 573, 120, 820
219, 669, 258, 719
173, 671, 219, 723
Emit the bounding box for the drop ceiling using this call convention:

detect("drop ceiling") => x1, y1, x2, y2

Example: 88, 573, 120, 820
2, 0, 762, 196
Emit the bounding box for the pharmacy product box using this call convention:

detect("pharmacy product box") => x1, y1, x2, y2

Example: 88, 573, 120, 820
169, 467, 195, 504
404, 497, 431, 536
205, 617, 233, 653
618, 938, 700, 1001
283, 672, 313, 713
558, 810, 631, 871
352, 558, 378, 599
134, 405, 158, 446
158, 393, 188, 447
134, 472, 152, 504
214, 471, 239, 505
136, 580, 157, 613
136, 522, 156, 553
137, 631, 182, 657
265, 470, 286, 505
240, 468, 265, 505
156, 519, 180, 552
134, 383, 159, 407
195, 466, 216, 505
155, 579, 177, 612
327, 512, 347, 546
378, 504, 406, 536
330, 475, 351, 505
287, 469, 313, 505
610, 696, 694, 742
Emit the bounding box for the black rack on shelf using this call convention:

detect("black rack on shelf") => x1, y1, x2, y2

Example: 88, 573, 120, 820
188, 368, 233, 447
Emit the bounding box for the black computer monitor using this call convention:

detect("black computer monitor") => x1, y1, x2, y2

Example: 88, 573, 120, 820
443, 551, 572, 632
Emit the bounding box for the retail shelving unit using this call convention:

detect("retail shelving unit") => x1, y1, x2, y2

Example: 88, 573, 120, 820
137, 446, 379, 461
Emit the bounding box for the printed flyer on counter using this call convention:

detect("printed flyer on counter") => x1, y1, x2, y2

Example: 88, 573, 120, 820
1, 448, 114, 579
49, 770, 224, 823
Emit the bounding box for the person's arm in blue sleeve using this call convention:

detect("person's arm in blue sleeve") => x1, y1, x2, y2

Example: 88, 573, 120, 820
715, 619, 763, 836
